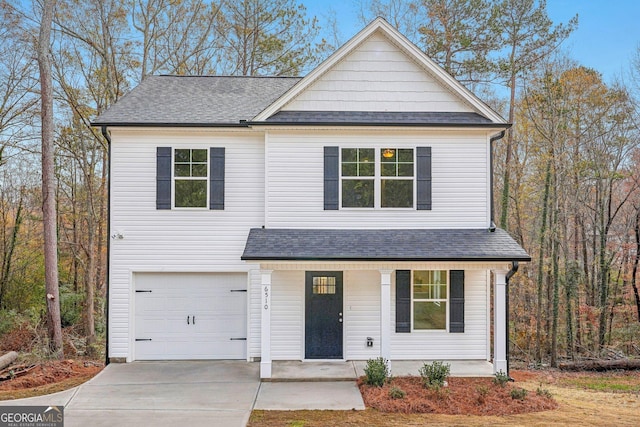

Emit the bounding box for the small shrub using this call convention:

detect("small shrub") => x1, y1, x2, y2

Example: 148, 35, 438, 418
476, 384, 490, 404
431, 386, 451, 400
419, 361, 450, 390
363, 357, 389, 387
494, 370, 510, 387
510, 387, 528, 400
388, 386, 406, 399
536, 385, 553, 399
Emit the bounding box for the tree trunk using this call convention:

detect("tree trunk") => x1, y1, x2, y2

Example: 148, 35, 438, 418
499, 70, 517, 230
559, 359, 640, 371
632, 206, 640, 322
0, 193, 23, 308
0, 351, 18, 370
37, 0, 63, 359
535, 159, 552, 363
84, 218, 96, 345
550, 205, 560, 368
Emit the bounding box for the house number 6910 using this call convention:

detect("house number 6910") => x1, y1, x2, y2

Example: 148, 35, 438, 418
264, 285, 269, 310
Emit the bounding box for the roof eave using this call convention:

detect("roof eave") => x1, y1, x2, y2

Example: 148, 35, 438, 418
241, 255, 532, 262
248, 121, 512, 129
90, 121, 251, 128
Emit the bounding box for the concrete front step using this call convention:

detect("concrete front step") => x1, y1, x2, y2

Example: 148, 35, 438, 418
268, 360, 494, 381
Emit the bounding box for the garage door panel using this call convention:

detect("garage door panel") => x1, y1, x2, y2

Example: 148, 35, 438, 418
134, 273, 247, 360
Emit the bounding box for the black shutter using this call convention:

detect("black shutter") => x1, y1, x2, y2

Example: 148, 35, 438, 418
449, 270, 465, 333
416, 146, 432, 210
156, 147, 171, 210
324, 146, 339, 210
210, 147, 225, 210
395, 270, 411, 333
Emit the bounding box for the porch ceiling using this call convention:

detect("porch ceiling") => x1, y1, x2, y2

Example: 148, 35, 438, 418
241, 228, 530, 262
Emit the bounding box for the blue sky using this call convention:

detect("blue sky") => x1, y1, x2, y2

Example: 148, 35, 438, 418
306, 0, 640, 84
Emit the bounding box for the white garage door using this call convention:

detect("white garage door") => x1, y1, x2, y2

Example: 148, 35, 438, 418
134, 272, 247, 360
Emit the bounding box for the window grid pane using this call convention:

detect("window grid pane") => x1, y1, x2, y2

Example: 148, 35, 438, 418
342, 179, 374, 208
341, 148, 374, 177
413, 301, 447, 329
380, 148, 414, 177
313, 277, 336, 294
381, 179, 413, 208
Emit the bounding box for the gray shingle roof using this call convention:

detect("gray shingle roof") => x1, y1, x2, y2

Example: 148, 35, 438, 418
92, 76, 504, 128
92, 75, 301, 126
262, 111, 494, 126
241, 228, 530, 261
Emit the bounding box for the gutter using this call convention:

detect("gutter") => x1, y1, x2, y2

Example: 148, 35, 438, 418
247, 121, 510, 129
505, 261, 519, 379
489, 131, 507, 232
101, 126, 111, 367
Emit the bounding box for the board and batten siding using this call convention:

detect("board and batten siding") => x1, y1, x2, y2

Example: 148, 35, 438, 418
265, 130, 490, 229
282, 32, 474, 113
108, 128, 265, 360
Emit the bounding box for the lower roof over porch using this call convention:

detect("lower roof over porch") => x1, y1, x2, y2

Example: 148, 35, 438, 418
241, 227, 531, 263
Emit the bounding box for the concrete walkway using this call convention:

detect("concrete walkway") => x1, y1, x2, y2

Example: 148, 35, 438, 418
0, 359, 491, 426
270, 359, 494, 380
0, 361, 261, 427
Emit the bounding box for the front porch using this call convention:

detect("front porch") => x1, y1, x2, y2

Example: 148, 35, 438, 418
242, 228, 531, 380
265, 360, 494, 382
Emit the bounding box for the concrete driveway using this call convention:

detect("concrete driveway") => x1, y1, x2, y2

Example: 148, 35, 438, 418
0, 361, 260, 427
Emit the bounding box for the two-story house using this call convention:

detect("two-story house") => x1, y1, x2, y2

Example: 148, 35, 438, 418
93, 18, 530, 379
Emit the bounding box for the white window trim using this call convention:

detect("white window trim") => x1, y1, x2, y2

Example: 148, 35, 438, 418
339, 147, 416, 209
172, 148, 209, 209
411, 270, 449, 332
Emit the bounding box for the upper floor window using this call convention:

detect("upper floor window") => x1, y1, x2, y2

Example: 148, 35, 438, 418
381, 148, 414, 208
340, 148, 414, 208
341, 148, 374, 207
174, 148, 208, 208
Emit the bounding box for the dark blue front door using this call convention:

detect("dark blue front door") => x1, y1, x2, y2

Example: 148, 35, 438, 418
305, 271, 343, 359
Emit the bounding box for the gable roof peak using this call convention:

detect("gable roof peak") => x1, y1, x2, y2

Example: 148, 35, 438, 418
253, 18, 506, 124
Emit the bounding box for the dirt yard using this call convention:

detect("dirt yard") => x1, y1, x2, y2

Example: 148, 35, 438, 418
0, 361, 638, 426
0, 359, 103, 400
249, 369, 640, 426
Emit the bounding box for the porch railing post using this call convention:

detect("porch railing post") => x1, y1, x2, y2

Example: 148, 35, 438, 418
380, 269, 393, 372
261, 269, 273, 379
493, 270, 508, 374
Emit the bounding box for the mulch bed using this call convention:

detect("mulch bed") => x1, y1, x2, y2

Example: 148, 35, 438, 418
358, 376, 558, 415
0, 360, 103, 390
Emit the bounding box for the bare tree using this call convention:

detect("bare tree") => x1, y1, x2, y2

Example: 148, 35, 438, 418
37, 0, 63, 358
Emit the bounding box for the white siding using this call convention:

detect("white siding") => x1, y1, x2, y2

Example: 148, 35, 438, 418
344, 271, 381, 359
108, 128, 264, 360
391, 269, 488, 359
270, 271, 304, 359
265, 268, 487, 361
265, 130, 489, 229
283, 32, 474, 113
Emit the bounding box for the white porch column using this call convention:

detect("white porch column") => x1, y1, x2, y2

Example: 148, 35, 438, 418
260, 270, 273, 379
380, 269, 392, 371
493, 270, 508, 374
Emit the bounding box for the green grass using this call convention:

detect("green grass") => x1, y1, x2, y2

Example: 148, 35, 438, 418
560, 376, 640, 393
